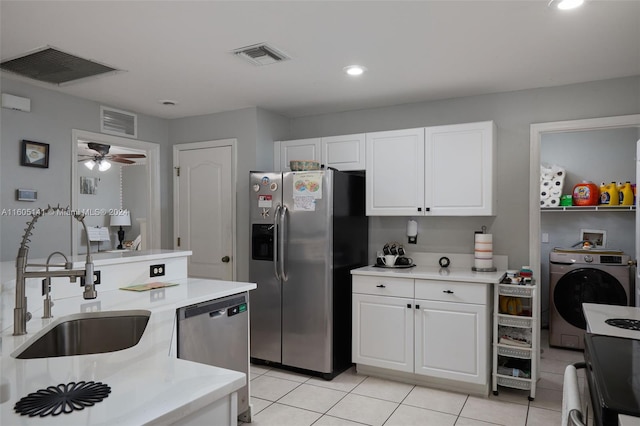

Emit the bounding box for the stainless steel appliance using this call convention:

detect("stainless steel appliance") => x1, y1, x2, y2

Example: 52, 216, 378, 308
249, 169, 368, 379
583, 334, 640, 425
549, 248, 632, 349
176, 293, 250, 420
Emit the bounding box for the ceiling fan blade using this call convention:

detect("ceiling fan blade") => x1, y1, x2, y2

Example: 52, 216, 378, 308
111, 157, 135, 164
111, 154, 146, 159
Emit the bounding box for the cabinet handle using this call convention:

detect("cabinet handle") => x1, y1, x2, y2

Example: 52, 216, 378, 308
415, 304, 420, 309
443, 290, 454, 294
407, 303, 412, 308
417, 207, 422, 212
426, 207, 431, 212
376, 284, 386, 288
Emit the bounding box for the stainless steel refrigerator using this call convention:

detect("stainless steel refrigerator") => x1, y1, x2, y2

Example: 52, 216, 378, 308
249, 169, 368, 379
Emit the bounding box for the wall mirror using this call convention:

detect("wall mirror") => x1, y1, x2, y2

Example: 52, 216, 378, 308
71, 129, 161, 257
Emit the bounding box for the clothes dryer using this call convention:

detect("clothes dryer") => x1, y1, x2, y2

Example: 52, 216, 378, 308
549, 248, 632, 350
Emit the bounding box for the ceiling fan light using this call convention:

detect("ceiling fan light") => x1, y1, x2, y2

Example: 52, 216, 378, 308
98, 159, 111, 171
84, 159, 96, 170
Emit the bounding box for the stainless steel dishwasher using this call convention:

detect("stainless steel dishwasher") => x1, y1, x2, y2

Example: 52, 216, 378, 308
177, 292, 250, 421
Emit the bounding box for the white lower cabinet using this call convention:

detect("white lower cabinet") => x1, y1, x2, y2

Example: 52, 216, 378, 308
352, 293, 414, 372
415, 300, 487, 384
352, 275, 491, 394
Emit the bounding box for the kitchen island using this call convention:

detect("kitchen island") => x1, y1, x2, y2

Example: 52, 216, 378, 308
1, 274, 256, 425
351, 252, 506, 396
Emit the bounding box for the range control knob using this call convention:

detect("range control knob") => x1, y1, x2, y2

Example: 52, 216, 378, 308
584, 255, 594, 263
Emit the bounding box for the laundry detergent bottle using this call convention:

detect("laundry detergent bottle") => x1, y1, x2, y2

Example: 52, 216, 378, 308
619, 181, 634, 206
601, 182, 620, 206
572, 181, 599, 206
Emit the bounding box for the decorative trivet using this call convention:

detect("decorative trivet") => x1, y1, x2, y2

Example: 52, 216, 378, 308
14, 381, 111, 417
605, 318, 640, 331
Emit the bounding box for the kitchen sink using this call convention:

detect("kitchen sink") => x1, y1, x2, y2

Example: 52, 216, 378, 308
13, 310, 151, 359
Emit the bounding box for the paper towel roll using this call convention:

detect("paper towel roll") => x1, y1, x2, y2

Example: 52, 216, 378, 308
475, 233, 492, 243
474, 258, 493, 269
474, 233, 494, 270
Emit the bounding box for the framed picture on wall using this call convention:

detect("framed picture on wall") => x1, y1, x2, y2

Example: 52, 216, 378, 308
20, 140, 49, 168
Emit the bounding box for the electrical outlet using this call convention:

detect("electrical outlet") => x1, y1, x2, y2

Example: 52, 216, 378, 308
150, 288, 166, 302
81, 270, 101, 286
150, 264, 165, 277
81, 301, 101, 312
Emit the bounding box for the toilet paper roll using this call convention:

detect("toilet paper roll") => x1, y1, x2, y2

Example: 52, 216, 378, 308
474, 258, 494, 269
541, 199, 553, 207
474, 242, 492, 250
548, 198, 559, 206
475, 251, 493, 259
541, 180, 552, 188
550, 187, 562, 197
475, 233, 492, 243
540, 190, 551, 199
552, 178, 564, 187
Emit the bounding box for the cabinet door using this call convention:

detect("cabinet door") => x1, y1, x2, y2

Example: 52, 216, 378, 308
365, 128, 425, 216
321, 134, 365, 171
352, 293, 414, 372
279, 138, 322, 171
415, 300, 488, 384
424, 121, 496, 216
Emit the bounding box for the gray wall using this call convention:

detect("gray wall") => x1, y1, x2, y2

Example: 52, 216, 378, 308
289, 76, 640, 269
0, 77, 170, 261
168, 107, 290, 282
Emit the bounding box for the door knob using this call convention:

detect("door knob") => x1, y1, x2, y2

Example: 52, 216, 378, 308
221, 256, 230, 263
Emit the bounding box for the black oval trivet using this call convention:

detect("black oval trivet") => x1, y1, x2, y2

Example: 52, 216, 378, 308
605, 318, 640, 331
14, 381, 111, 417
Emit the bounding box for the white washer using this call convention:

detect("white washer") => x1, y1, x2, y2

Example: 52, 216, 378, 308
549, 248, 632, 350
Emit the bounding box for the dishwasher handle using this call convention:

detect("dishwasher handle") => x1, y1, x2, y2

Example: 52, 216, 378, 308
179, 294, 247, 320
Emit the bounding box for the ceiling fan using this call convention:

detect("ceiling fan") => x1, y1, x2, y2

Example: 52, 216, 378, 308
79, 142, 146, 171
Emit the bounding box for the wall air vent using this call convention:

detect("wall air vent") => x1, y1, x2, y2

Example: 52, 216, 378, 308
0, 46, 120, 86
232, 43, 291, 66
101, 106, 137, 139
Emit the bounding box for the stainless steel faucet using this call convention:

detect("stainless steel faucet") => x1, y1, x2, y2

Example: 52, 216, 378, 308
14, 205, 96, 335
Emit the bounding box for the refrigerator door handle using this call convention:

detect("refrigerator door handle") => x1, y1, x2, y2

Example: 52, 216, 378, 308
280, 205, 289, 282
273, 204, 282, 280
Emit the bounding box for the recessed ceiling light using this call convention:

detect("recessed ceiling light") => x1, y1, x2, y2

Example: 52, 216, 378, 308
343, 65, 367, 76
160, 100, 177, 106
548, 0, 584, 10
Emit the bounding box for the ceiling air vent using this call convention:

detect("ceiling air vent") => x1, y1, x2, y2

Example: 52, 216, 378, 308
0, 46, 120, 86
101, 106, 137, 139
232, 43, 290, 66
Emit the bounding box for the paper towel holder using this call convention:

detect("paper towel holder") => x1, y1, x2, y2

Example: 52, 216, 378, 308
407, 219, 418, 244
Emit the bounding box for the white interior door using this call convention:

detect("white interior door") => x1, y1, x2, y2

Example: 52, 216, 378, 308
174, 140, 235, 280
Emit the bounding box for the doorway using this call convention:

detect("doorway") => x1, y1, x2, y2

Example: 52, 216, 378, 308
173, 139, 237, 280
71, 129, 161, 256
529, 114, 640, 326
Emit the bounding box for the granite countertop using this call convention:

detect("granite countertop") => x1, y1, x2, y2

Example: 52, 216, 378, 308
1, 277, 256, 425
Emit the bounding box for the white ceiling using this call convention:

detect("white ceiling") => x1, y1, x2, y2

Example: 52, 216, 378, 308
1, 1, 639, 120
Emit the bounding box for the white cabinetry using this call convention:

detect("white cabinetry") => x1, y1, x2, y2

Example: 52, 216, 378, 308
352, 275, 492, 394
275, 134, 365, 171
492, 281, 538, 400
365, 121, 496, 216
414, 280, 490, 385
365, 128, 425, 215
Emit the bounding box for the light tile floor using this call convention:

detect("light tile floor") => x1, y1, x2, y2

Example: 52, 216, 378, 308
245, 330, 585, 426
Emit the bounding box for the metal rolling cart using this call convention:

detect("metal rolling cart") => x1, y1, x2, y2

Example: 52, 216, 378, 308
492, 276, 539, 400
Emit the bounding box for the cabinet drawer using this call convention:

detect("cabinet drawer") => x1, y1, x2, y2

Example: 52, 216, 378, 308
353, 276, 414, 298
415, 280, 488, 304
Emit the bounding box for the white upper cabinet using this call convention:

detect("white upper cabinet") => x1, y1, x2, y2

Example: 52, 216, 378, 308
425, 121, 496, 216
366, 121, 496, 216
322, 134, 366, 170
365, 128, 425, 216
274, 134, 365, 171
276, 138, 321, 171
